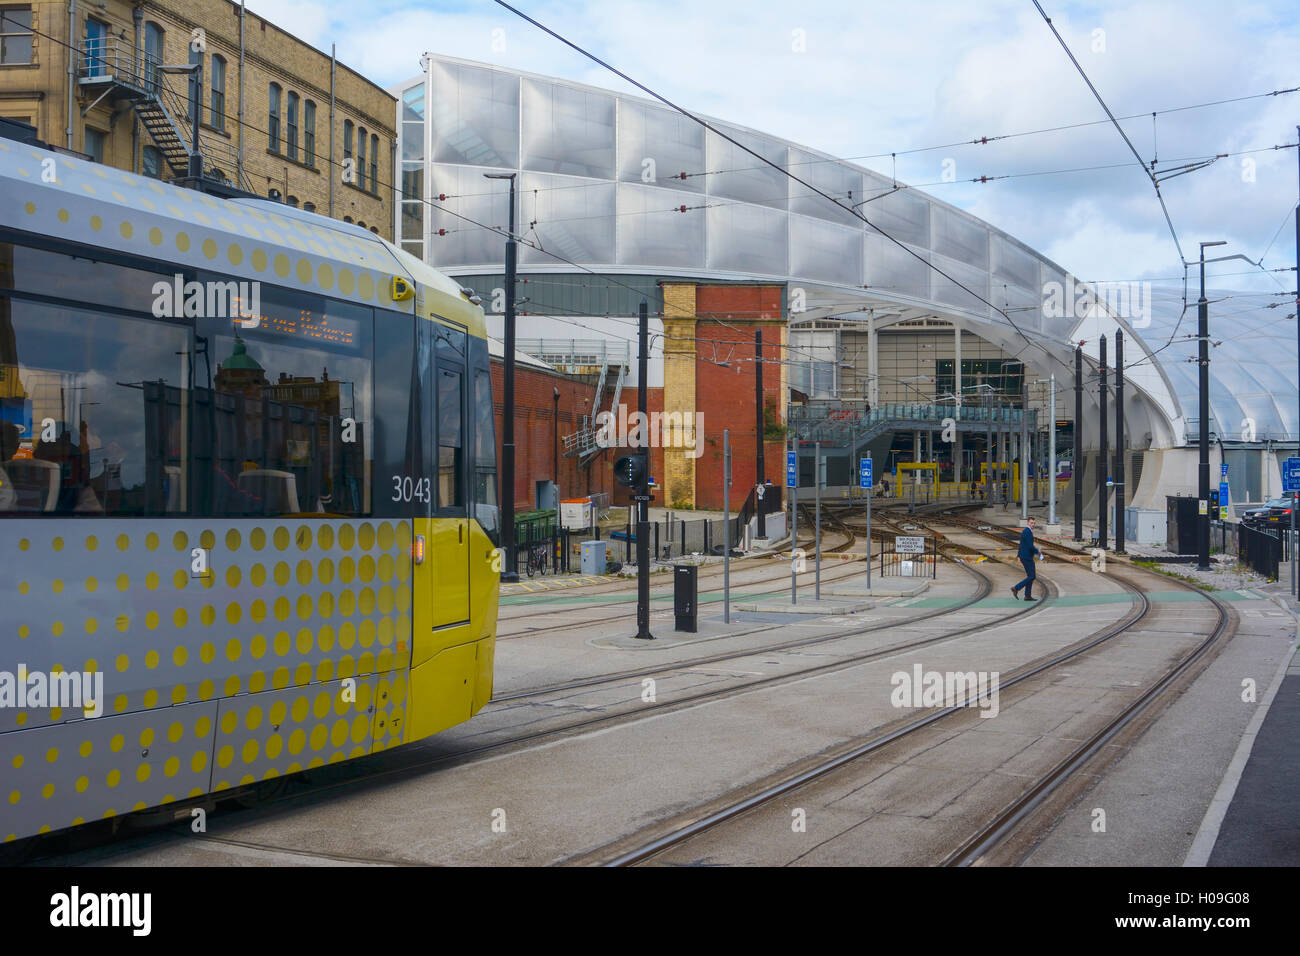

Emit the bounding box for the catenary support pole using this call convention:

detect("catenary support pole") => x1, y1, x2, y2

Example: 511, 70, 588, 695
1198, 249, 1212, 571
1074, 346, 1083, 540
1115, 330, 1126, 553
1098, 335, 1108, 550
756, 329, 766, 539
1049, 373, 1057, 526
634, 301, 652, 639
723, 429, 731, 623
815, 441, 822, 601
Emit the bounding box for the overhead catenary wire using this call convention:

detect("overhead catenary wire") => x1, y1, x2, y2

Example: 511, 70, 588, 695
14, 10, 1286, 388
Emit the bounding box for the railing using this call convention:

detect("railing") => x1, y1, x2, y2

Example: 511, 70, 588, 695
517, 338, 630, 371
738, 483, 783, 535
1237, 522, 1280, 580
790, 401, 1029, 429
158, 82, 251, 190
860, 477, 1068, 505
79, 38, 161, 95
611, 515, 746, 566
877, 534, 938, 578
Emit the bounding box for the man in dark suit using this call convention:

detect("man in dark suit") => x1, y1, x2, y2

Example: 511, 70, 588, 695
1011, 516, 1042, 601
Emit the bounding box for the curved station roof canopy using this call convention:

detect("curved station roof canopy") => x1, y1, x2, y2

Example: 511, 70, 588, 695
393, 55, 1296, 450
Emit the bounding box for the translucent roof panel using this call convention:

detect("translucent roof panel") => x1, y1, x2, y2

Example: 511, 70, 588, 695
428, 61, 519, 169
1137, 288, 1298, 441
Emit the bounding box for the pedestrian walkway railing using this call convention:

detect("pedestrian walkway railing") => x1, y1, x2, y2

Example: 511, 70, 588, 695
789, 401, 1032, 446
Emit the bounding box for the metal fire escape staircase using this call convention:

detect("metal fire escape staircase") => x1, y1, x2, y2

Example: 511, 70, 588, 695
77, 39, 250, 190
515, 339, 630, 466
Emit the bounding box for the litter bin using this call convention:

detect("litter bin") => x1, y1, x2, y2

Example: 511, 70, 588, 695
674, 563, 698, 632
580, 539, 607, 575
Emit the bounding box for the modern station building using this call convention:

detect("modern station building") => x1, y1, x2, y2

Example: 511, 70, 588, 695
384, 54, 1292, 529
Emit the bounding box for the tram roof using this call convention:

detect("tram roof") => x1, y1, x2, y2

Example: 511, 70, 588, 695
0, 138, 485, 339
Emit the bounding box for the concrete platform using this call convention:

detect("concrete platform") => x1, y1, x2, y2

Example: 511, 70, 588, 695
732, 596, 874, 615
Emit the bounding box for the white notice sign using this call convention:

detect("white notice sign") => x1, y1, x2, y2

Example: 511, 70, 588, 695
895, 535, 925, 554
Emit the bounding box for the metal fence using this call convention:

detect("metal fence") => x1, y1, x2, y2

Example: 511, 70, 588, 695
610, 516, 746, 565
877, 535, 938, 578
1237, 522, 1281, 580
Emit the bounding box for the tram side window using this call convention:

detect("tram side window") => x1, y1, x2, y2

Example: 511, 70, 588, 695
435, 325, 467, 514
0, 297, 190, 515
437, 367, 463, 511
471, 369, 499, 541
193, 285, 372, 516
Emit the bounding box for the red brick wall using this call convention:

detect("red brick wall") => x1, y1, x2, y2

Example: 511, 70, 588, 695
692, 317, 784, 510
696, 285, 782, 319
490, 359, 648, 511
490, 280, 785, 514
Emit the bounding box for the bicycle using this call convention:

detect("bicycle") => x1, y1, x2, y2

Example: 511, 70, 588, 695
524, 541, 549, 577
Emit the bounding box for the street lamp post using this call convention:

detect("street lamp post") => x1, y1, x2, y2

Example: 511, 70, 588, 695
486, 172, 519, 582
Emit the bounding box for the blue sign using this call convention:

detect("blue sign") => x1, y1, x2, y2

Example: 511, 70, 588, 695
786, 451, 797, 488
1284, 458, 1300, 493
859, 457, 873, 488
1220, 462, 1229, 479
1219, 481, 1229, 503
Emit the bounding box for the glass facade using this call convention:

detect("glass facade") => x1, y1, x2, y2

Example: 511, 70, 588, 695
391, 57, 1295, 443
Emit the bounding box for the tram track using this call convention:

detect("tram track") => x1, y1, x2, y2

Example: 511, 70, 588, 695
20, 529, 1053, 864
585, 516, 1233, 867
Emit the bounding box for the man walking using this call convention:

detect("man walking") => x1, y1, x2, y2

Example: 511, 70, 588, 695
1011, 516, 1042, 601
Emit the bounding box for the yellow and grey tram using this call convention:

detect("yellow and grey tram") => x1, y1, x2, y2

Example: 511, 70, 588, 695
0, 134, 500, 842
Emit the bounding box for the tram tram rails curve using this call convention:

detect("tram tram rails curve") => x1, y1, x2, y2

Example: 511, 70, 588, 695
589, 515, 1233, 867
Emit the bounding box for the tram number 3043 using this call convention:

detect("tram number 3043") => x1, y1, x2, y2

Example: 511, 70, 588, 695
391, 475, 432, 503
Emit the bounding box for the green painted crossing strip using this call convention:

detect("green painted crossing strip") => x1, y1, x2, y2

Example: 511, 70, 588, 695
502, 586, 1262, 609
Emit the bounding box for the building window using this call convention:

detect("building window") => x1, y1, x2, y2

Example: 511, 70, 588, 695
343, 216, 353, 223
286, 195, 299, 208
343, 120, 353, 183
369, 133, 378, 195
0, 6, 32, 65
84, 128, 105, 163
268, 82, 281, 153
303, 100, 316, 167
210, 54, 225, 129
303, 202, 316, 214
356, 126, 367, 191
356, 221, 366, 230
143, 21, 163, 89
286, 91, 298, 161
83, 17, 108, 74
267, 188, 282, 202
142, 145, 162, 179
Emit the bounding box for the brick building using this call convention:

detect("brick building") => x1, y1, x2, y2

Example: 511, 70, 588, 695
489, 351, 617, 511
661, 282, 788, 511
488, 281, 789, 515
0, 0, 393, 236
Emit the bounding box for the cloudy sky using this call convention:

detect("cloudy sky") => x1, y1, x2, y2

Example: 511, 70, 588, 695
253, 0, 1297, 298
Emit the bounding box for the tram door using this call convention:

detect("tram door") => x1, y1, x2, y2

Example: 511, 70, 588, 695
432, 325, 470, 628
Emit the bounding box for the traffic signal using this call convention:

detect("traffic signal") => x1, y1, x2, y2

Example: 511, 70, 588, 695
615, 454, 646, 488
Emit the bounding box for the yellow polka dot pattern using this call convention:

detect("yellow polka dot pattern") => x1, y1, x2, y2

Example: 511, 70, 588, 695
2, 518, 418, 842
